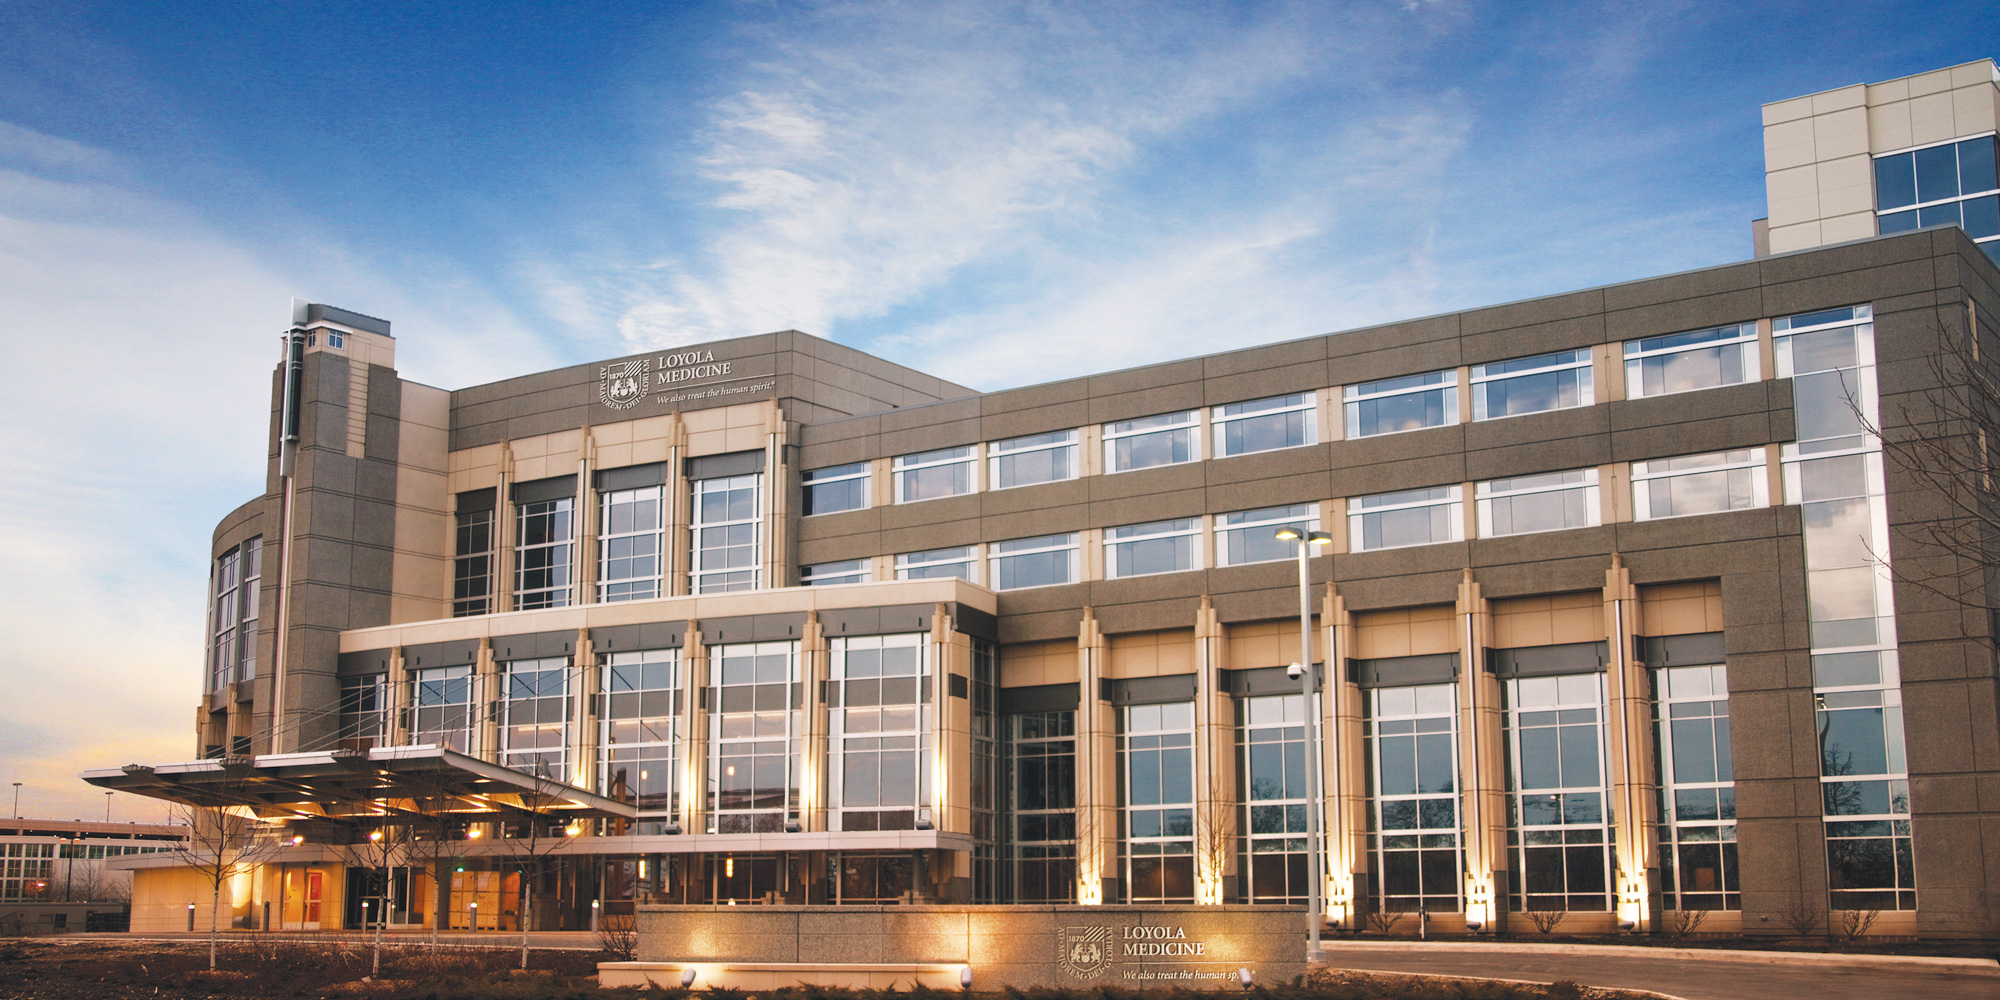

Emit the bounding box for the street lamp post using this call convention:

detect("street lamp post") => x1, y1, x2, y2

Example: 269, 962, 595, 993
1276, 525, 1333, 964
10, 782, 19, 819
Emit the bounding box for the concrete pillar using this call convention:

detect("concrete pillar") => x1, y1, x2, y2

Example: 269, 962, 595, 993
680, 619, 705, 834
1326, 584, 1362, 927
1075, 608, 1113, 903
1193, 596, 1231, 904
1604, 556, 1659, 932
1456, 569, 1506, 932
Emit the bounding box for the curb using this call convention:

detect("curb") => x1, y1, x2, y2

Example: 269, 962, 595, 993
1320, 939, 2000, 973
1316, 964, 1692, 1000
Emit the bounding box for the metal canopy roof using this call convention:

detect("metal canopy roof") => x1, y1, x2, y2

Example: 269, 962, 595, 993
80, 745, 636, 823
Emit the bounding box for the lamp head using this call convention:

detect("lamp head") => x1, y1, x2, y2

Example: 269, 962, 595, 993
1274, 525, 1304, 541
1307, 530, 1334, 546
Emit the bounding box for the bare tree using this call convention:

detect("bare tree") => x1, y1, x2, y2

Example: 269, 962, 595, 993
1193, 771, 1235, 905
1777, 891, 1823, 937
1525, 904, 1565, 935
493, 761, 584, 970
164, 785, 280, 971
328, 825, 408, 978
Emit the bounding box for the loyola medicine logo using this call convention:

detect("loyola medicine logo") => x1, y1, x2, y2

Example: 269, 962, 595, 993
1057, 925, 1111, 978
599, 359, 650, 409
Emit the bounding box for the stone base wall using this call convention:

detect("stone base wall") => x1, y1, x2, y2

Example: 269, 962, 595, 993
626, 904, 1307, 989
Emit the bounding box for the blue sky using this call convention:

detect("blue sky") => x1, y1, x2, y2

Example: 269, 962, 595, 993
2, 0, 1996, 820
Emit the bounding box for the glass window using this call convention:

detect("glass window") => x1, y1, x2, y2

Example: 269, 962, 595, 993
452, 510, 493, 617
599, 485, 664, 602
1344, 371, 1458, 439
1007, 712, 1076, 903
1477, 470, 1599, 537
1874, 136, 1999, 258
1213, 393, 1315, 458
515, 498, 573, 609
802, 559, 870, 586
706, 641, 800, 833
990, 430, 1078, 490
338, 675, 385, 752
1632, 450, 1767, 520
1104, 411, 1199, 472
1104, 518, 1200, 579
803, 463, 870, 516
690, 474, 761, 593
1240, 695, 1310, 904
897, 546, 979, 583
1654, 664, 1738, 911
500, 658, 569, 776
412, 665, 475, 754
1123, 702, 1195, 903
1623, 324, 1759, 398
990, 534, 1078, 590
831, 635, 931, 832
1366, 684, 1460, 913
1350, 486, 1462, 552
600, 649, 680, 816
1506, 673, 1611, 913
1216, 504, 1319, 567
894, 447, 976, 503
1472, 350, 1592, 420
209, 537, 261, 691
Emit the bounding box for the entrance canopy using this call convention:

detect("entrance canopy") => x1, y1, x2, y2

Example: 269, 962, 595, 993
81, 745, 636, 824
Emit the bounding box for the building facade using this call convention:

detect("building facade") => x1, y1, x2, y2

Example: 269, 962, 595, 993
91, 68, 2000, 939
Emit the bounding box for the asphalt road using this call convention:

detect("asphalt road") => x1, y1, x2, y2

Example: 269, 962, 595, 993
1320, 942, 2000, 1000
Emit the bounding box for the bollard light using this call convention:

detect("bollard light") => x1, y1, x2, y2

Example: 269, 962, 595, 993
1237, 968, 1253, 989
960, 965, 973, 990
681, 967, 698, 988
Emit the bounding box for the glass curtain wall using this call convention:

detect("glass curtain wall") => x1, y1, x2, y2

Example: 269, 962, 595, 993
1505, 673, 1612, 913
1774, 303, 1917, 911
1653, 663, 1739, 910
500, 658, 569, 776
338, 675, 386, 752
601, 649, 680, 834
452, 510, 494, 616
690, 474, 761, 593
412, 665, 476, 753
210, 538, 261, 691
598, 486, 665, 601
1238, 694, 1310, 903
1365, 684, 1462, 913
1005, 712, 1077, 902
830, 635, 930, 832
706, 642, 799, 833
1122, 702, 1195, 903
515, 498, 573, 609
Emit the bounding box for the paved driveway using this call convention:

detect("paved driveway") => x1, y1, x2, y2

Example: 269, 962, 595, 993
1320, 942, 2000, 1000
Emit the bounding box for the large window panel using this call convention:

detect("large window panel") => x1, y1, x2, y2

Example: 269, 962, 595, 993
706, 641, 800, 833
803, 463, 870, 516
1007, 712, 1076, 903
898, 546, 979, 583
600, 649, 680, 817
1350, 487, 1462, 552
1240, 695, 1310, 904
1345, 371, 1457, 439
1123, 702, 1195, 903
1632, 450, 1767, 520
802, 560, 870, 586
1623, 324, 1759, 398
1875, 136, 2000, 260
453, 510, 494, 617
990, 534, 1077, 590
1367, 684, 1461, 913
1472, 350, 1592, 420
1105, 411, 1200, 473
894, 447, 976, 503
831, 635, 930, 832
500, 657, 569, 776
990, 431, 1078, 490
1654, 664, 1738, 911
1216, 504, 1319, 567
1477, 470, 1599, 538
1213, 393, 1315, 458
1105, 518, 1200, 579
412, 665, 475, 754
1506, 673, 1611, 913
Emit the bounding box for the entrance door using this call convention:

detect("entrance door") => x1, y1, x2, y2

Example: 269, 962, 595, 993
282, 868, 326, 930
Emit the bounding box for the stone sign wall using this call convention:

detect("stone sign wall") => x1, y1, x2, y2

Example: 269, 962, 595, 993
613, 904, 1306, 990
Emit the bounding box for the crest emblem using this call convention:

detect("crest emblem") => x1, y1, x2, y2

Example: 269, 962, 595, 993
1057, 925, 1112, 979
599, 359, 650, 410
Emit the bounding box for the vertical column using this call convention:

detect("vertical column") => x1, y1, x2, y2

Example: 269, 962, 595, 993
576, 432, 597, 605
932, 604, 967, 833
679, 620, 705, 834
798, 613, 829, 832
574, 629, 598, 794
1075, 608, 1112, 903
1326, 584, 1362, 927
665, 417, 689, 597
387, 647, 410, 746
475, 638, 498, 761
1604, 556, 1658, 931
1193, 596, 1229, 904
1457, 569, 1505, 932
764, 405, 790, 589
494, 445, 516, 613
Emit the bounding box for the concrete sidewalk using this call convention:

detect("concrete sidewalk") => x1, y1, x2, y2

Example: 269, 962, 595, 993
1320, 940, 1999, 1000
